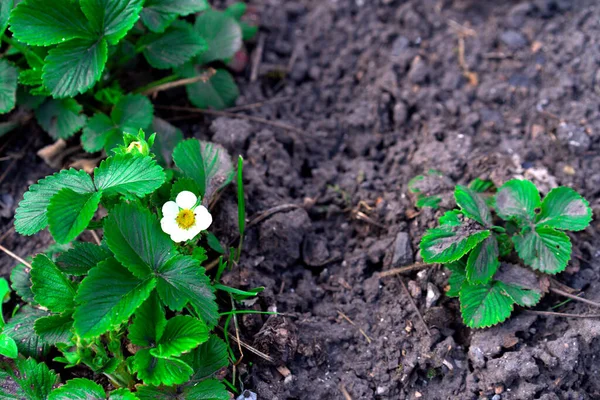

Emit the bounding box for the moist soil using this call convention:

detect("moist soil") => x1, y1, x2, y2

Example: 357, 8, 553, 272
2, 0, 600, 399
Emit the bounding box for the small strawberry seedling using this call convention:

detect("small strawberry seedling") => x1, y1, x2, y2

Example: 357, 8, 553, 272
419, 179, 592, 328
0, 131, 259, 398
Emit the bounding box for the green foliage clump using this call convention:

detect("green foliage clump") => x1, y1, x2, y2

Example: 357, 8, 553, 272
0, 1, 257, 144
418, 179, 592, 328
0, 131, 257, 398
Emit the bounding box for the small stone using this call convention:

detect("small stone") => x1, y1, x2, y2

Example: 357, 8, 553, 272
237, 390, 257, 400
556, 122, 591, 154
425, 283, 440, 309
393, 102, 408, 129
407, 280, 421, 298
495, 384, 505, 394
531, 124, 544, 139
415, 391, 423, 398
500, 30, 527, 50
392, 232, 413, 266
492, 395, 502, 400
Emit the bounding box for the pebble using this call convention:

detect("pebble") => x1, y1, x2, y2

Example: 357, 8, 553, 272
492, 395, 502, 400
425, 283, 440, 309
500, 30, 527, 50
392, 232, 413, 266
237, 390, 258, 400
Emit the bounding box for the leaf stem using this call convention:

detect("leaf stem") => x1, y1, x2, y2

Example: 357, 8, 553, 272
1, 35, 45, 67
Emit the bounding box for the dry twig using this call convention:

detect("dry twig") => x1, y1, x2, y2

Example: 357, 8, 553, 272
398, 277, 431, 336
526, 310, 600, 319
378, 263, 433, 278
337, 310, 372, 344
0, 244, 30, 268
550, 287, 600, 308
156, 105, 305, 134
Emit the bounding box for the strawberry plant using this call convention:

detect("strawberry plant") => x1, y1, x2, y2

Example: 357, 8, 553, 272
419, 179, 592, 328
0, 0, 257, 147
0, 131, 257, 398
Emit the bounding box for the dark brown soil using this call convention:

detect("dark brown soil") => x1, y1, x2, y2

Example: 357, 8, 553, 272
2, 0, 600, 399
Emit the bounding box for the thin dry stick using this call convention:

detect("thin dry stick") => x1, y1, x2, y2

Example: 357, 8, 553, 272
89, 230, 101, 246
398, 277, 431, 336
337, 310, 372, 344
0, 243, 31, 268
526, 310, 600, 319
141, 70, 216, 96
230, 296, 244, 367
378, 263, 432, 278
156, 105, 305, 134
0, 226, 14, 244
225, 95, 291, 113
250, 33, 265, 82
550, 287, 600, 308
216, 326, 275, 363
339, 384, 353, 400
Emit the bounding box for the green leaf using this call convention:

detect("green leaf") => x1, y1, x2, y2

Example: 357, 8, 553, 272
455, 185, 491, 227
170, 178, 201, 200
30, 254, 76, 312
206, 232, 224, 254
109, 388, 138, 400
11, 263, 34, 304
184, 67, 239, 110
0, 358, 58, 399
0, 333, 18, 358
94, 154, 165, 199
141, 0, 208, 33
4, 306, 50, 358
156, 255, 219, 328
495, 179, 541, 224
0, 0, 12, 35
184, 336, 228, 381
420, 221, 490, 264
49, 378, 104, 400
415, 196, 442, 209
513, 226, 571, 274
225, 2, 247, 19
104, 203, 174, 278
35, 99, 87, 139
47, 189, 102, 244
80, 0, 143, 45
187, 379, 230, 400
438, 210, 462, 226
34, 313, 74, 345
132, 349, 193, 386
19, 69, 43, 87
82, 113, 118, 152
57, 242, 112, 276
73, 258, 156, 338
446, 260, 466, 297
173, 139, 206, 195
136, 379, 228, 400
536, 187, 592, 231
195, 10, 242, 64
8, 0, 91, 46
15, 168, 96, 235
94, 85, 124, 105
129, 292, 167, 347
0, 59, 18, 113
469, 178, 494, 193
43, 38, 108, 98
460, 281, 514, 328
151, 315, 208, 358
465, 235, 499, 284
141, 22, 207, 69
172, 139, 234, 202
111, 94, 154, 134
496, 281, 541, 308
151, 117, 183, 166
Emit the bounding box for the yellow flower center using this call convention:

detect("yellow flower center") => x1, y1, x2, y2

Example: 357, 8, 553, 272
175, 209, 196, 230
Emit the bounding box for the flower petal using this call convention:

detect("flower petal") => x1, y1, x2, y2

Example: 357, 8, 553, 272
170, 229, 190, 243
162, 201, 179, 217
194, 206, 213, 231
160, 217, 178, 235
176, 191, 197, 209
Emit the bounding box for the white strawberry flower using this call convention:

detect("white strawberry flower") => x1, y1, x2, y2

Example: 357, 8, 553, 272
161, 191, 212, 243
